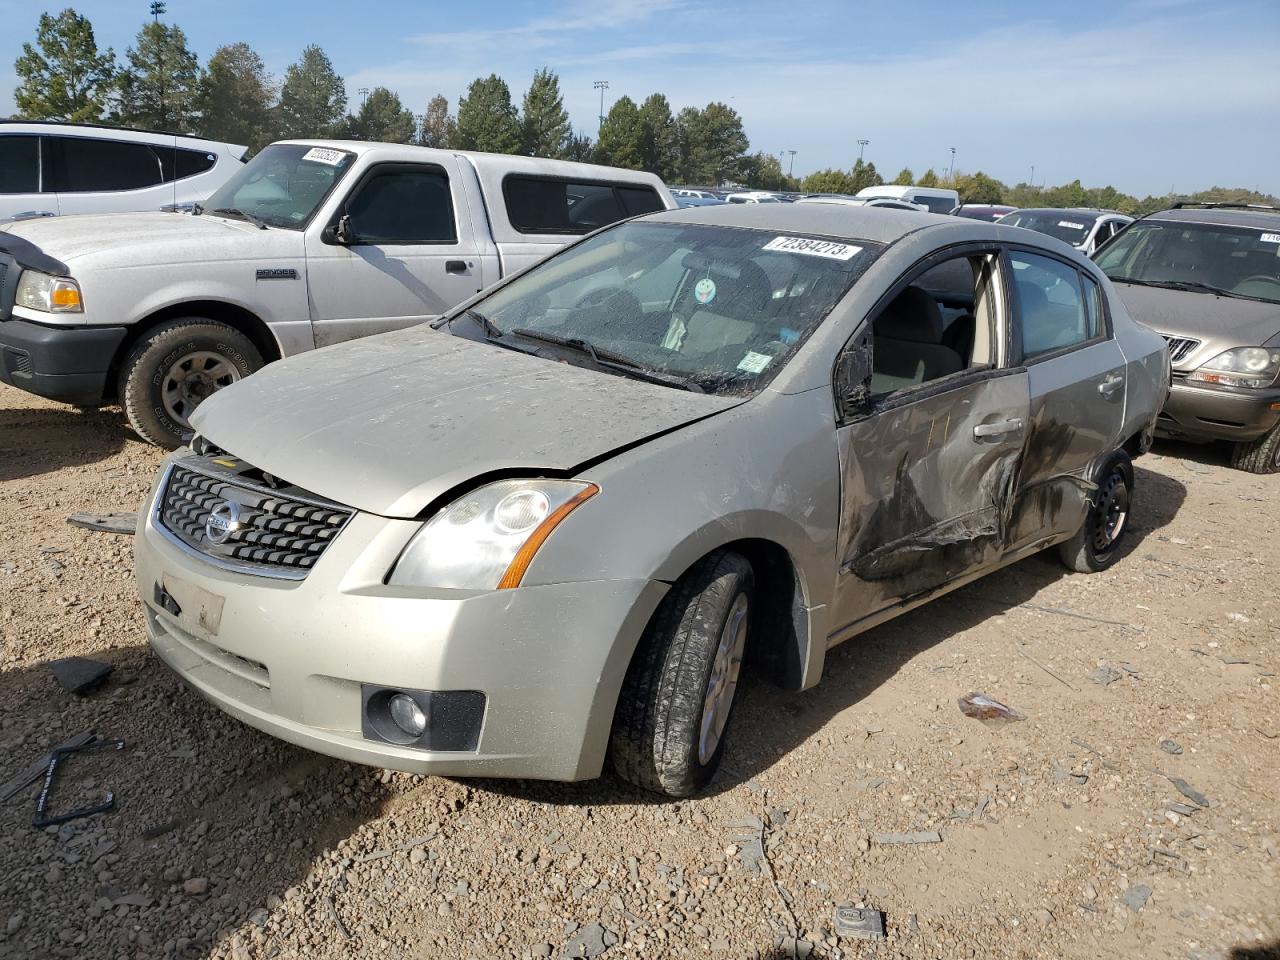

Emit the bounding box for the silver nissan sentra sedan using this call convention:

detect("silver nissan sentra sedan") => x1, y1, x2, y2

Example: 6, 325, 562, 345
133, 204, 1168, 797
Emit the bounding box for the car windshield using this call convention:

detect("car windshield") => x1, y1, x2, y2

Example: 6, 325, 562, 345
999, 210, 1096, 245
458, 220, 882, 394
201, 144, 355, 229
1095, 218, 1280, 304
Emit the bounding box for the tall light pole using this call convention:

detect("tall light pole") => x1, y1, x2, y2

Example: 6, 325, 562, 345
358, 87, 369, 106
150, 2, 167, 127
857, 139, 869, 163
948, 146, 956, 181
149, 1, 165, 22
593, 80, 609, 135
787, 150, 796, 177
1029, 164, 1035, 187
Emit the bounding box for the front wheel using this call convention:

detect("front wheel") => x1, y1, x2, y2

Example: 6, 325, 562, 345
609, 550, 754, 797
1057, 451, 1134, 573
1230, 422, 1280, 474
118, 319, 263, 449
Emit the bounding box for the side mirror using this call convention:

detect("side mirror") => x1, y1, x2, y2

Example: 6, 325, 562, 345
322, 214, 355, 245
835, 332, 873, 420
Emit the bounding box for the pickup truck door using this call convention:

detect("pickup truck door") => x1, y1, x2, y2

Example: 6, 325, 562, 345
304, 158, 485, 347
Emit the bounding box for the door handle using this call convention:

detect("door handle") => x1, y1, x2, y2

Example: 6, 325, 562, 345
445, 260, 468, 274
973, 417, 1024, 439
1098, 373, 1124, 399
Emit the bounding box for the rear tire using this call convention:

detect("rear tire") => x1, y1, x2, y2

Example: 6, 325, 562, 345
1229, 423, 1280, 474
609, 550, 754, 797
1058, 451, 1134, 573
118, 319, 262, 449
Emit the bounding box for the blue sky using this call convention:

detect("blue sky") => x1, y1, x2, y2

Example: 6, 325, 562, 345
2, 0, 1277, 195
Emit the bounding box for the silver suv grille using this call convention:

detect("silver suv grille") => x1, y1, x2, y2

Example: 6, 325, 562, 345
156, 462, 351, 579
1163, 335, 1200, 365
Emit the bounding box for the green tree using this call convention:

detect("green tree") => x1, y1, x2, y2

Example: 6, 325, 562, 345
800, 168, 857, 194
455, 74, 521, 154
418, 94, 456, 148
13, 8, 117, 122
594, 95, 644, 169
951, 170, 1005, 204
562, 131, 594, 162
892, 167, 914, 186
848, 159, 883, 193
677, 102, 749, 185
917, 168, 939, 187
115, 20, 199, 131
520, 68, 570, 157
196, 43, 275, 150
636, 93, 678, 179
347, 86, 415, 142
279, 45, 347, 138
741, 152, 794, 192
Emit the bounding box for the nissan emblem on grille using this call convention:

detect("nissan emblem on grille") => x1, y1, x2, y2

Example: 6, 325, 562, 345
206, 500, 242, 544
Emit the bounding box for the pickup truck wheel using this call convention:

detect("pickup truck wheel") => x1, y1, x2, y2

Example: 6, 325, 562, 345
118, 320, 262, 449
1058, 451, 1134, 573
1229, 423, 1280, 474
609, 550, 753, 797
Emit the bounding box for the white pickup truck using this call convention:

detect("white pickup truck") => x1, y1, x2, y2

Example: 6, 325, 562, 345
0, 140, 673, 446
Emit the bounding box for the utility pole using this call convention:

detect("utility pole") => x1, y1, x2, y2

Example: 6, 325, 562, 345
593, 80, 609, 135
414, 113, 424, 144
1030, 164, 1035, 187
787, 150, 796, 177
857, 139, 869, 163
948, 146, 956, 181
358, 87, 369, 107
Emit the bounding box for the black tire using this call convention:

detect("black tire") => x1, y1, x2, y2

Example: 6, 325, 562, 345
1230, 423, 1280, 475
609, 550, 754, 797
117, 319, 263, 449
1057, 451, 1134, 573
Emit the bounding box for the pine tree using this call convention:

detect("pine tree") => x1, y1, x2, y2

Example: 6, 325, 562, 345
279, 45, 347, 139
13, 8, 117, 122
678, 102, 749, 185
348, 87, 415, 143
562, 131, 594, 162
893, 167, 914, 186
594, 96, 643, 169
636, 93, 678, 179
418, 94, 456, 149
115, 21, 199, 131
520, 68, 570, 158
917, 168, 939, 187
196, 43, 276, 150
454, 75, 521, 154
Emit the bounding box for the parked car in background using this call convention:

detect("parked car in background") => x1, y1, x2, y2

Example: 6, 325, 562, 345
675, 196, 727, 208
998, 208, 1133, 256
673, 188, 717, 200
0, 121, 246, 220
1094, 203, 1280, 472
955, 203, 1016, 221
855, 184, 960, 214
0, 140, 673, 447
724, 191, 782, 204
134, 203, 1167, 797
797, 195, 926, 212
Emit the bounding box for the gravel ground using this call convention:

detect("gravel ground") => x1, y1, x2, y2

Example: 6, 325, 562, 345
1, 384, 1277, 960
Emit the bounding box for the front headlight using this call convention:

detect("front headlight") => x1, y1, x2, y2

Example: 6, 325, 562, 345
15, 271, 83, 313
1187, 346, 1280, 389
387, 479, 598, 590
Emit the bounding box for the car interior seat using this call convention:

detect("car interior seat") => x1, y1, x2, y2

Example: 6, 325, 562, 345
870, 286, 965, 395
678, 259, 775, 361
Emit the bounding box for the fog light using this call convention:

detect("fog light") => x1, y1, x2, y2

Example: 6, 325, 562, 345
388, 693, 427, 737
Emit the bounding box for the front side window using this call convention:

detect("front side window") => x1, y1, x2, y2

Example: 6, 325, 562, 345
51, 137, 163, 192
465, 221, 882, 394
344, 167, 456, 244
0, 136, 40, 193
505, 177, 655, 234
999, 210, 1096, 246
202, 143, 354, 229
1095, 218, 1280, 304
1011, 251, 1094, 358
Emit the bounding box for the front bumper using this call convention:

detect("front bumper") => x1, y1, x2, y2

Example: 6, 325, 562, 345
134, 488, 667, 781
0, 319, 127, 404
1156, 378, 1280, 442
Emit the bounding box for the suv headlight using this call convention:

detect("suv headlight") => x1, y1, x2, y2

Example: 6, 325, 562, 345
15, 271, 83, 313
1187, 346, 1280, 389
388, 479, 598, 590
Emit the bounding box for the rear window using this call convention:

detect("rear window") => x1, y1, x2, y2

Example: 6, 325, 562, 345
157, 147, 218, 182
50, 137, 163, 192
504, 176, 659, 234
0, 135, 40, 194
916, 195, 957, 214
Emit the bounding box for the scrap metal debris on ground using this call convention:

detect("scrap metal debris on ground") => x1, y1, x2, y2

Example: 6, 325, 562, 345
957, 691, 1026, 725
48, 656, 113, 694
66, 512, 137, 535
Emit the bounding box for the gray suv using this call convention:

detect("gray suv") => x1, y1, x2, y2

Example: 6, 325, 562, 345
1095, 203, 1280, 472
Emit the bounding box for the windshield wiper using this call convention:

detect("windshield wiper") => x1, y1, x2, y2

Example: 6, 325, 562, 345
1109, 276, 1275, 303
212, 206, 267, 230
511, 328, 703, 392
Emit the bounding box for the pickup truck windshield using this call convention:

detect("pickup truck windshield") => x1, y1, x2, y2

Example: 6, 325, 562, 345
998, 210, 1096, 246
467, 221, 881, 393
1096, 219, 1280, 304
201, 144, 354, 230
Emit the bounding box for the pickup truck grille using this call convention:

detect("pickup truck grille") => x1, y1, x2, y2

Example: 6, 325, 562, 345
1162, 335, 1200, 365
156, 463, 352, 579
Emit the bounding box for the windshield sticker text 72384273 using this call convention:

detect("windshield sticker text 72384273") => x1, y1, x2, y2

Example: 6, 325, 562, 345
762, 236, 862, 261
301, 147, 346, 166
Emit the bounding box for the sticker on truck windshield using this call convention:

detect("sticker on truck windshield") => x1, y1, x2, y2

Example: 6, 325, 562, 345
301, 147, 347, 166
737, 350, 773, 374
1261, 233, 1280, 244
1058, 220, 1086, 230
762, 236, 862, 260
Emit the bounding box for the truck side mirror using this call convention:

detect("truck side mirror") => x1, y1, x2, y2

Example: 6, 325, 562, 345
322, 214, 355, 245
835, 332, 873, 420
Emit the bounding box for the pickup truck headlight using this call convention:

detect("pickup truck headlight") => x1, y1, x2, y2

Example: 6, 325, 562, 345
387, 479, 598, 590
15, 271, 84, 313
1187, 346, 1280, 389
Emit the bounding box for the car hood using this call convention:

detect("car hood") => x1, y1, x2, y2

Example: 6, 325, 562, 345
1112, 281, 1280, 352
0, 211, 286, 267
191, 327, 744, 518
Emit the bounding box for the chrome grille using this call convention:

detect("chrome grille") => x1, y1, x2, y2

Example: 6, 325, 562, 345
1163, 335, 1200, 364
156, 463, 351, 578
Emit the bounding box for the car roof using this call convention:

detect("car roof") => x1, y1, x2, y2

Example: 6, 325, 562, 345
0, 119, 232, 147
641, 201, 960, 244
1007, 207, 1125, 217
1145, 206, 1280, 229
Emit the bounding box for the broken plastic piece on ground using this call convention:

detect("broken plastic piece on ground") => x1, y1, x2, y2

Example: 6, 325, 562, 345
49, 656, 113, 695
833, 905, 886, 940
957, 691, 1027, 725
67, 512, 137, 535
32, 737, 126, 828
0, 730, 96, 803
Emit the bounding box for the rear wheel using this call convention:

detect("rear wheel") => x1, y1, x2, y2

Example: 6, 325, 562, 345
118, 319, 262, 449
1230, 423, 1280, 474
609, 550, 753, 797
1058, 451, 1134, 573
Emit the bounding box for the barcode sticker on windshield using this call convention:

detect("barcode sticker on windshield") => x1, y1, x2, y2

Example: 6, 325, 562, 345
301, 147, 346, 166
1058, 220, 1085, 230
1261, 233, 1280, 243
763, 236, 862, 260
737, 350, 774, 374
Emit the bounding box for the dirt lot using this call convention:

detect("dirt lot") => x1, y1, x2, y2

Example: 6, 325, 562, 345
0, 383, 1277, 960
